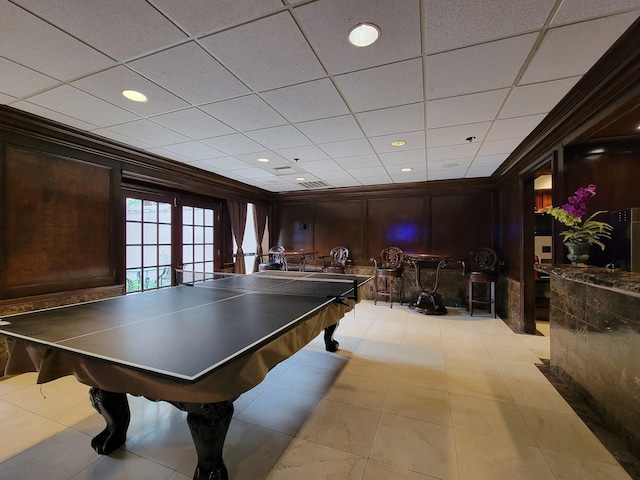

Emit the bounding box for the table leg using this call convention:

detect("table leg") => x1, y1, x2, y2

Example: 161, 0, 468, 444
89, 388, 131, 454
324, 322, 339, 352
172, 400, 234, 480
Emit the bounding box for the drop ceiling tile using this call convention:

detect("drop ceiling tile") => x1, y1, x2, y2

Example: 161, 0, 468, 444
128, 42, 251, 105
424, 0, 556, 54
72, 66, 190, 116
552, 0, 640, 25
318, 139, 374, 158
500, 77, 580, 118
428, 143, 479, 162
326, 178, 361, 188
201, 134, 266, 155
349, 166, 388, 178
391, 171, 428, 183
261, 78, 349, 123
472, 154, 510, 166
12, 0, 187, 60
298, 159, 342, 173
90, 128, 154, 150
378, 149, 427, 166
369, 131, 426, 153
244, 125, 311, 150
12, 101, 99, 131
200, 12, 325, 91
334, 58, 424, 112
486, 114, 546, 141
294, 0, 421, 74
520, 12, 639, 84
427, 90, 508, 129
477, 137, 523, 156
201, 95, 287, 131
428, 167, 469, 181
427, 122, 492, 147
359, 174, 393, 185
466, 165, 500, 177
356, 103, 425, 137
316, 169, 353, 180
275, 145, 329, 163
106, 119, 191, 146
0, 58, 58, 97
153, 0, 285, 37
145, 147, 196, 164
0, 93, 14, 103
234, 167, 279, 179
0, 2, 114, 80
429, 157, 473, 169
196, 156, 254, 171
426, 34, 537, 100
26, 85, 139, 127
161, 141, 225, 161
234, 150, 289, 168
295, 115, 364, 144
335, 155, 381, 169
150, 108, 235, 139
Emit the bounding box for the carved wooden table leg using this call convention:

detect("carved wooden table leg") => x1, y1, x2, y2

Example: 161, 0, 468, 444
324, 322, 339, 352
89, 388, 131, 454
172, 400, 234, 480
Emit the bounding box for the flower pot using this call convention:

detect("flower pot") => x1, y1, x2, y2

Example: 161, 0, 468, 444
565, 242, 590, 267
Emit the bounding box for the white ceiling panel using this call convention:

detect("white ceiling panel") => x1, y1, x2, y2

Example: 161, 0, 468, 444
12, 0, 187, 60
260, 78, 349, 123
520, 12, 639, 84
425, 34, 537, 100
26, 85, 138, 127
294, 0, 421, 74
424, 0, 556, 54
72, 66, 190, 116
200, 95, 287, 132
2, 1, 638, 192
334, 58, 424, 112
149, 108, 235, 140
200, 12, 325, 91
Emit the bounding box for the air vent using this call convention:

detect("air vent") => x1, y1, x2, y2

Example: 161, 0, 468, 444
273, 166, 296, 174
299, 181, 330, 189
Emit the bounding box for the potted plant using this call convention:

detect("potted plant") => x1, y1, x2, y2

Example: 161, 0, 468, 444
542, 184, 613, 266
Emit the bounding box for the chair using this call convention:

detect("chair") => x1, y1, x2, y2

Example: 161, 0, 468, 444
258, 245, 286, 271
319, 246, 349, 274
371, 247, 404, 307
462, 248, 499, 317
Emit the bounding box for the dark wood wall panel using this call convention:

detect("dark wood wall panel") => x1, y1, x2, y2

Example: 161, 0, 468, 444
274, 202, 313, 250
2, 145, 115, 298
499, 180, 522, 278
313, 200, 364, 261
367, 196, 425, 258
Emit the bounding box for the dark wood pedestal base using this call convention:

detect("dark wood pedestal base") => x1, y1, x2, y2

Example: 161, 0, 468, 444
324, 323, 339, 352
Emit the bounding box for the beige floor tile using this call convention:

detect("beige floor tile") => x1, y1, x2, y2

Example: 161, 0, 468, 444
353, 338, 399, 362
340, 356, 394, 381
297, 398, 380, 456
445, 368, 514, 403
519, 405, 618, 463
542, 449, 633, 480
449, 393, 536, 446
269, 362, 340, 397
455, 428, 555, 480
493, 358, 549, 383
266, 437, 367, 480
503, 376, 577, 414
384, 382, 452, 426
391, 363, 448, 391
483, 340, 543, 363
371, 412, 458, 479
323, 371, 388, 410
69, 448, 176, 479
395, 344, 444, 368
0, 372, 40, 398
443, 352, 500, 376
363, 459, 440, 479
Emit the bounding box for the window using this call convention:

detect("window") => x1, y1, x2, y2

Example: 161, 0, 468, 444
125, 198, 172, 293
182, 205, 215, 276
232, 203, 258, 273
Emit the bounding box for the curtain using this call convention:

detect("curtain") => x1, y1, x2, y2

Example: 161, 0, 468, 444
226, 200, 247, 274
253, 203, 269, 273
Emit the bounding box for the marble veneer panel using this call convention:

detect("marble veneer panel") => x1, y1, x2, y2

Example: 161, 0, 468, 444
548, 271, 640, 456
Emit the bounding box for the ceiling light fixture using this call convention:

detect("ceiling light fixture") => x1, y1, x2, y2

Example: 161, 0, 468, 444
257, 158, 270, 163
122, 89, 148, 102
391, 140, 406, 147
296, 177, 306, 181
401, 168, 412, 172
348, 23, 380, 47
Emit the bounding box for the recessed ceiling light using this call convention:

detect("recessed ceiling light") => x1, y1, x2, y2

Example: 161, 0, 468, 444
636, 124, 640, 130
296, 177, 306, 181
348, 23, 380, 47
391, 140, 406, 147
122, 90, 148, 102
401, 168, 412, 172
257, 157, 270, 163
589, 148, 605, 154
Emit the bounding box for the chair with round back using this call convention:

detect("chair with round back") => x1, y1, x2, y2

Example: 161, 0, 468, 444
320, 246, 349, 274
258, 245, 286, 271
371, 247, 404, 307
462, 247, 499, 317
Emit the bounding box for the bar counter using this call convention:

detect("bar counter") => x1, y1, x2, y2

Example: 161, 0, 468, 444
535, 264, 640, 456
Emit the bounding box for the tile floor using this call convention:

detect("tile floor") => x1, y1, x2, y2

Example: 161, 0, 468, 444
0, 301, 633, 480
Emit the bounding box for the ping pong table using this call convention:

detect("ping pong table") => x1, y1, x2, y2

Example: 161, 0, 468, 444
0, 270, 372, 480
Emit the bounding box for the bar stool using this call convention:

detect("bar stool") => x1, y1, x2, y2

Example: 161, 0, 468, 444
462, 248, 499, 317
371, 247, 404, 307
258, 246, 286, 271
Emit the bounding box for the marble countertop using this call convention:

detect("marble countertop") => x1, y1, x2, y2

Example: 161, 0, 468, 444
534, 264, 640, 297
